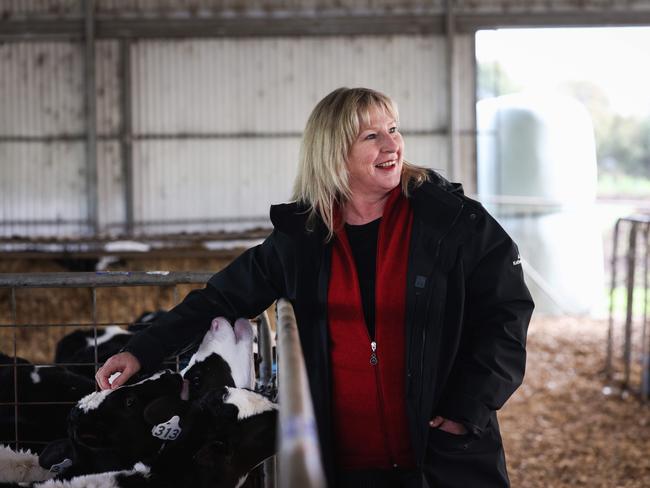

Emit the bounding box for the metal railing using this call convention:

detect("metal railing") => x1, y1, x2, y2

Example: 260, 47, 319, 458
275, 299, 327, 488
0, 272, 325, 486
606, 215, 650, 399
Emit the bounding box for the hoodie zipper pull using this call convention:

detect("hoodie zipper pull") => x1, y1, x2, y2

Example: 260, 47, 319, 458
370, 341, 378, 366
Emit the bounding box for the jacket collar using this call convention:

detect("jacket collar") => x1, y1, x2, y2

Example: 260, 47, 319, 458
409, 170, 467, 233
269, 170, 468, 237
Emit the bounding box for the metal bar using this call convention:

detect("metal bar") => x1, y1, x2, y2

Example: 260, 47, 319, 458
0, 129, 444, 142
0, 219, 98, 226
257, 310, 273, 387
642, 223, 650, 400
6, 11, 650, 41
84, 0, 98, 236
469, 33, 478, 191
0, 272, 214, 288
0, 134, 119, 142
0, 322, 133, 328
91, 287, 99, 378
258, 309, 276, 488
172, 285, 181, 372
445, 0, 458, 181
95, 14, 442, 38
623, 223, 638, 389
275, 298, 325, 488
11, 288, 19, 447
264, 456, 276, 488
606, 218, 621, 379
454, 11, 650, 32
120, 39, 134, 236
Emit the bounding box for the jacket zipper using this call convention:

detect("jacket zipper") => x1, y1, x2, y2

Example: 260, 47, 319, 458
369, 340, 397, 466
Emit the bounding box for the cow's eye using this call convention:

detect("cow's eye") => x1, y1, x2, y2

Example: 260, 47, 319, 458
125, 396, 136, 408
192, 376, 201, 386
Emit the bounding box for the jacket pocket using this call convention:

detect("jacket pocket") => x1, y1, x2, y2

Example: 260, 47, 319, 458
427, 427, 474, 453
423, 422, 509, 488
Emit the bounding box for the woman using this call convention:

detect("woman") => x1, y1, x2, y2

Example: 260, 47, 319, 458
97, 87, 534, 487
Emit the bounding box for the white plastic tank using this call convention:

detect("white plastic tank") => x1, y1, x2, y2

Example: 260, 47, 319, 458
477, 92, 604, 315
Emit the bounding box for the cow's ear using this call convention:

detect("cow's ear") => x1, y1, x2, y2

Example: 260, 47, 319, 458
211, 316, 231, 332
234, 318, 254, 344
143, 395, 186, 425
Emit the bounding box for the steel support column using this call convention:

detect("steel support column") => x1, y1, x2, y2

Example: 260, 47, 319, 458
120, 39, 134, 236
84, 0, 98, 236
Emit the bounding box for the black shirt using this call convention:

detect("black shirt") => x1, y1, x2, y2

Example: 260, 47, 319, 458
344, 217, 381, 340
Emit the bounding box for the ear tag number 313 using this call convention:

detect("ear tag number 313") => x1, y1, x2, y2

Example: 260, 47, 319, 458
152, 415, 182, 441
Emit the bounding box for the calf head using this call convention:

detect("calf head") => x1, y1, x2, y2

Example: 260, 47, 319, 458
65, 370, 187, 475
181, 317, 255, 400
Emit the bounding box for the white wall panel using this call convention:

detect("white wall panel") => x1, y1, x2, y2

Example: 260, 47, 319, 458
131, 36, 447, 135
131, 133, 448, 235
129, 35, 450, 232
0, 42, 84, 136
97, 141, 124, 233
403, 134, 449, 176
0, 142, 88, 237
96, 41, 121, 136
132, 138, 300, 233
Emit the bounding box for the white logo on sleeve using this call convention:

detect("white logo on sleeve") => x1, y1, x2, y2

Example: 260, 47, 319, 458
513, 255, 522, 266
152, 415, 182, 441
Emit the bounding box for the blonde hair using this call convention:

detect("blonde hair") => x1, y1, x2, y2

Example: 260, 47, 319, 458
292, 87, 429, 240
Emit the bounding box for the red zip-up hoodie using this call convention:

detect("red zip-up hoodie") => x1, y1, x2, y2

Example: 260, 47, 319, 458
327, 188, 415, 470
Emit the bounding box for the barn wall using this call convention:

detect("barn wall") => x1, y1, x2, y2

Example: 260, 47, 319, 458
0, 32, 455, 238
6, 0, 648, 239
128, 36, 449, 232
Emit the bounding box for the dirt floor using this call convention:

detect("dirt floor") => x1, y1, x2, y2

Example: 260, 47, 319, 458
502, 315, 650, 488
2, 258, 650, 486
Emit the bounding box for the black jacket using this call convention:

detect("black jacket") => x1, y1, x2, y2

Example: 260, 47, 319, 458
125, 171, 534, 487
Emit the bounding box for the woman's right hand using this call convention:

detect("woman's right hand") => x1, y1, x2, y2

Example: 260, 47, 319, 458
95, 351, 141, 390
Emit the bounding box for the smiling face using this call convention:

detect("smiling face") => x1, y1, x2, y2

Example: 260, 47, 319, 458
346, 106, 404, 201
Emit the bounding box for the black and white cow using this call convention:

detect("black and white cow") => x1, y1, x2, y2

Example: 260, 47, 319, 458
0, 353, 95, 453
2, 384, 278, 488
55, 326, 133, 378
36, 317, 276, 487
54, 311, 165, 379
181, 317, 256, 400
39, 370, 188, 479
35, 387, 277, 488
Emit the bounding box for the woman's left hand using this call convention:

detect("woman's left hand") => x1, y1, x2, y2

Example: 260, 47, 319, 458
429, 416, 468, 435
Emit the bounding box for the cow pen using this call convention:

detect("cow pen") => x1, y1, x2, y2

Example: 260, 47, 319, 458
0, 271, 325, 488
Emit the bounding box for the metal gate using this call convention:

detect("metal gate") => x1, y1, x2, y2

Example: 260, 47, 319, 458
0, 272, 325, 487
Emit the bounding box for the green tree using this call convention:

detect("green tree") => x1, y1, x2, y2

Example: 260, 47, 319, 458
477, 61, 522, 100
560, 80, 650, 179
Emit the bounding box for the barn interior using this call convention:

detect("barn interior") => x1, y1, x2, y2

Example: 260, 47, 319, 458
1, 1, 650, 486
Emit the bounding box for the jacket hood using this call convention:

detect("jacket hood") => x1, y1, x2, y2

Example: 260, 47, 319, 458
269, 170, 475, 235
